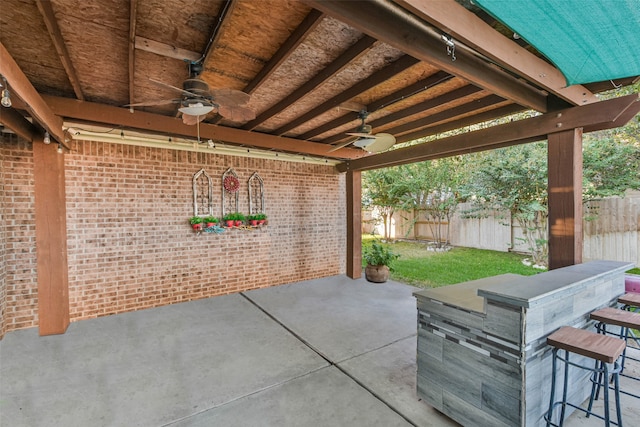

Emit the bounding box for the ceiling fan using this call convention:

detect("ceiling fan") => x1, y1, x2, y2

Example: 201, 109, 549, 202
328, 109, 396, 153
127, 62, 255, 125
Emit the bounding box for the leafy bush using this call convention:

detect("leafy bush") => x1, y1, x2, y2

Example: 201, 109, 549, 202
363, 241, 399, 267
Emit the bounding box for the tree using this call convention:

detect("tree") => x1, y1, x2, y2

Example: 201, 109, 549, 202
362, 167, 406, 240
462, 143, 549, 266
397, 159, 464, 248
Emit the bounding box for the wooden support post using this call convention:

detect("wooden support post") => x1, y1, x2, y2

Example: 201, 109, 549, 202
548, 128, 583, 270
33, 138, 70, 335
346, 170, 362, 279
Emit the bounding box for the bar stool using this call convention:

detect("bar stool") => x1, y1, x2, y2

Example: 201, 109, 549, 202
618, 293, 640, 312
545, 326, 625, 427
590, 307, 640, 399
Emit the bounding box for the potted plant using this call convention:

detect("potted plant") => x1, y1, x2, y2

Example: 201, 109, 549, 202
234, 212, 246, 227
203, 216, 218, 228
256, 213, 267, 225
363, 241, 398, 283
189, 216, 204, 231
223, 213, 236, 227
247, 214, 259, 227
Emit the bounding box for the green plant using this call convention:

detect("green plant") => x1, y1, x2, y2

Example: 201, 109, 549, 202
189, 216, 203, 225
223, 212, 246, 222
204, 216, 218, 224
255, 213, 267, 221
363, 241, 399, 267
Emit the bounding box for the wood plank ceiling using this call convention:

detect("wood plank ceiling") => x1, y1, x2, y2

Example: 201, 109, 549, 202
0, 0, 638, 163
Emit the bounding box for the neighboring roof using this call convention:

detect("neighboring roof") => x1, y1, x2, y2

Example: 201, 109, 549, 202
475, 0, 640, 85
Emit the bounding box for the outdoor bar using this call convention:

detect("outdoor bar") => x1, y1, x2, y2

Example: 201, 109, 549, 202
414, 260, 634, 427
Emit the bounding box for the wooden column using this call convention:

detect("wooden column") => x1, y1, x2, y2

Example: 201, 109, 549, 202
346, 170, 362, 279
33, 138, 70, 335
547, 128, 583, 270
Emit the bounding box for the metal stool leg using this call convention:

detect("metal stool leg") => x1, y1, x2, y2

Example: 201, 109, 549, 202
547, 347, 559, 427
559, 350, 570, 426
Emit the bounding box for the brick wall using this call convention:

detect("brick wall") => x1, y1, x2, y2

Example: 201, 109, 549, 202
0, 136, 346, 335
0, 135, 39, 337
0, 138, 6, 337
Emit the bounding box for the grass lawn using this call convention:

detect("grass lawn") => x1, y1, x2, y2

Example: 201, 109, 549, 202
362, 236, 640, 289
362, 235, 543, 288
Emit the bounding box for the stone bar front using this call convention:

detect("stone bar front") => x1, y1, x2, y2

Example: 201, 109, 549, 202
414, 260, 633, 427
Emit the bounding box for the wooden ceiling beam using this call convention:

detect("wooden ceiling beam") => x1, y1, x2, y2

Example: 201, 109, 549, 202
35, 0, 84, 101
299, 70, 453, 141
0, 108, 38, 142
128, 0, 138, 108
395, 103, 525, 143
391, 94, 506, 139
304, 0, 547, 112
0, 42, 66, 147
201, 0, 236, 65
336, 94, 640, 172
242, 35, 377, 130
244, 9, 324, 95
42, 95, 365, 160
274, 55, 420, 136
394, 0, 598, 106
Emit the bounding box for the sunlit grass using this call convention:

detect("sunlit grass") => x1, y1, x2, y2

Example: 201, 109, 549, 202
362, 235, 542, 288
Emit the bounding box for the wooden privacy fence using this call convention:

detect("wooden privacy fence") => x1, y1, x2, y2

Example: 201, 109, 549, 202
365, 192, 640, 266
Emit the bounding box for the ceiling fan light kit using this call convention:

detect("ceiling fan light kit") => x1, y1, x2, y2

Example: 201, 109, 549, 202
178, 102, 215, 116
353, 137, 376, 148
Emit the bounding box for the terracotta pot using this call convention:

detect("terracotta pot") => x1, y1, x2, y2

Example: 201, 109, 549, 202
234, 220, 243, 226
225, 220, 234, 227
192, 223, 203, 231
250, 220, 258, 226
206, 222, 216, 228
258, 220, 266, 225
365, 265, 389, 283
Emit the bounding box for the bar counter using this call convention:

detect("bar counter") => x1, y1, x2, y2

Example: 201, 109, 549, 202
414, 260, 633, 427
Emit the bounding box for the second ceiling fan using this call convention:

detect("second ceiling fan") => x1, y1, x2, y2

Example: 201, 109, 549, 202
329, 109, 396, 153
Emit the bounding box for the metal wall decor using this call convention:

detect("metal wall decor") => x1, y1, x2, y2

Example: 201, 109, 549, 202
192, 168, 213, 216
248, 172, 265, 215
221, 167, 240, 217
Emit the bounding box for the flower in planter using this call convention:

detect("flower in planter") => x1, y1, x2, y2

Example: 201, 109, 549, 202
203, 216, 218, 228
255, 213, 267, 225
189, 216, 203, 231
223, 212, 246, 227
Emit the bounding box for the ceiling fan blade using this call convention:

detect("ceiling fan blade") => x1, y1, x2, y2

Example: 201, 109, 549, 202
149, 78, 201, 98
346, 132, 373, 138
182, 113, 208, 126
211, 88, 251, 106
363, 133, 396, 153
327, 139, 356, 153
124, 99, 179, 107
337, 101, 366, 112
217, 104, 256, 122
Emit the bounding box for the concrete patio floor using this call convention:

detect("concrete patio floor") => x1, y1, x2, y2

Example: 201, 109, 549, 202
1, 276, 638, 426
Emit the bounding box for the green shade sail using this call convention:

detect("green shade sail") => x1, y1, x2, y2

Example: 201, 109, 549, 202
475, 0, 640, 86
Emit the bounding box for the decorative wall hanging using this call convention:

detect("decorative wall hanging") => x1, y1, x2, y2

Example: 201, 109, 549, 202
192, 168, 213, 217
248, 172, 265, 216
221, 167, 240, 218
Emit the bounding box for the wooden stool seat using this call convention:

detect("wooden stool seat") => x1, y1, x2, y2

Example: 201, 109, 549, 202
547, 326, 626, 363
591, 307, 640, 330
618, 293, 640, 308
